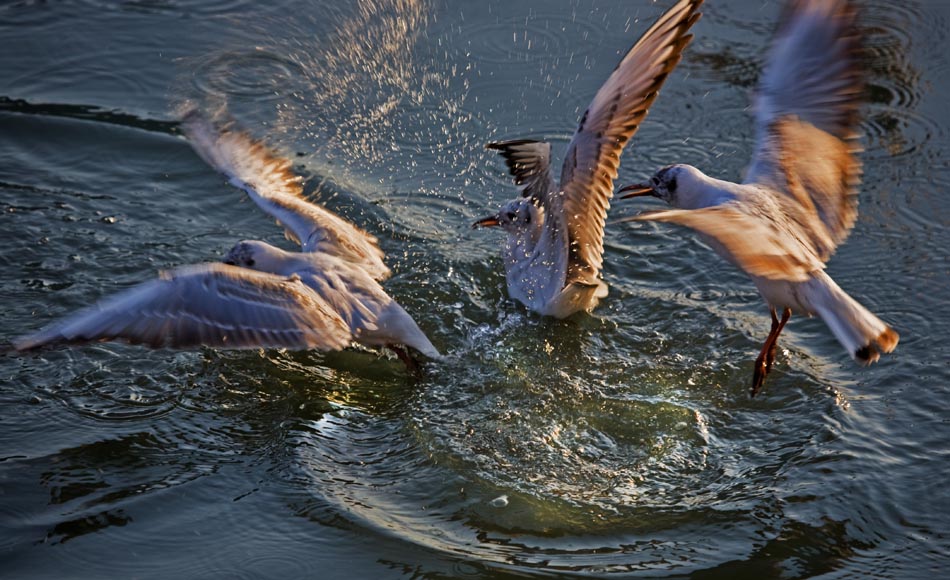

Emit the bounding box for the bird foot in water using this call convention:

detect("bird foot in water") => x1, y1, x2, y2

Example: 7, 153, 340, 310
749, 307, 791, 398
388, 344, 421, 377
751, 355, 770, 398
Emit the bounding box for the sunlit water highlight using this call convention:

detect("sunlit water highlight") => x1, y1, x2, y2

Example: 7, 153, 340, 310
2, 0, 949, 578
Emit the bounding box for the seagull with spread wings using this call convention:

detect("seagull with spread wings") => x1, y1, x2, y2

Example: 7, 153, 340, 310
472, 0, 703, 318
619, 0, 897, 395
14, 110, 440, 366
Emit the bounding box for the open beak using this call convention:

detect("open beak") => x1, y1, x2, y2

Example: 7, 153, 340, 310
472, 214, 501, 229
618, 183, 655, 199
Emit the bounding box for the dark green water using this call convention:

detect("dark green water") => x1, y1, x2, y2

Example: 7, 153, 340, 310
2, 0, 949, 577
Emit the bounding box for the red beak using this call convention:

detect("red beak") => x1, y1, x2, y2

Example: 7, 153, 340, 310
472, 215, 501, 229
618, 183, 656, 199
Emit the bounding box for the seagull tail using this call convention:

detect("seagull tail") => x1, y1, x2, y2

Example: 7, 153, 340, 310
372, 302, 442, 360
807, 271, 899, 365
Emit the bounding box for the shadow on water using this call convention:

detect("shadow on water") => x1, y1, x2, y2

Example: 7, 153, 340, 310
0, 97, 180, 135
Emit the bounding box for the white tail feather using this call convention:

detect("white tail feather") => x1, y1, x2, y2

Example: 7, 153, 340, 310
806, 271, 898, 365
366, 301, 442, 359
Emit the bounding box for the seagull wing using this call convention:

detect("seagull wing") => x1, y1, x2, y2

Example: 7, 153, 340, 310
182, 111, 391, 281
745, 0, 863, 259
305, 257, 442, 358
634, 205, 825, 282
14, 263, 352, 352
557, 0, 702, 287
486, 139, 557, 201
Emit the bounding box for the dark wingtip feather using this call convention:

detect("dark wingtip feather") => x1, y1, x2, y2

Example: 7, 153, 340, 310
854, 326, 899, 365
854, 344, 877, 365
486, 138, 545, 151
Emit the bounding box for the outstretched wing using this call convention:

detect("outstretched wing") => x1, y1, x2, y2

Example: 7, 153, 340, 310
634, 205, 825, 282
182, 110, 391, 281
14, 264, 353, 352
485, 139, 557, 201
745, 0, 863, 260
558, 0, 703, 287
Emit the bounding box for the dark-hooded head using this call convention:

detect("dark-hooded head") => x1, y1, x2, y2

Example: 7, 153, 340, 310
223, 240, 292, 274
473, 198, 544, 235
620, 164, 712, 209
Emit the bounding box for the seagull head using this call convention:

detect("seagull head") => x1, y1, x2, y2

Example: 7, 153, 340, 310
223, 240, 290, 274
619, 164, 707, 209
472, 198, 543, 235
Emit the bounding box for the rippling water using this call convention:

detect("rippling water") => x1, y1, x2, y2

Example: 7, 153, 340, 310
2, 0, 949, 577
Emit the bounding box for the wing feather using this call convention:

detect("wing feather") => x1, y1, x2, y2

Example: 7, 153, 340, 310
751, 0, 862, 139
745, 0, 863, 258
14, 264, 353, 352
558, 0, 703, 286
634, 205, 825, 282
485, 139, 557, 201
182, 110, 390, 281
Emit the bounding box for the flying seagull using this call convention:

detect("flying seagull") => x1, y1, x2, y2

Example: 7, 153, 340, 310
14, 109, 440, 367
473, 0, 703, 318
619, 0, 897, 395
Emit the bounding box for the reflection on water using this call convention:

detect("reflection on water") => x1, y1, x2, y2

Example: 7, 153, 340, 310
2, 0, 950, 577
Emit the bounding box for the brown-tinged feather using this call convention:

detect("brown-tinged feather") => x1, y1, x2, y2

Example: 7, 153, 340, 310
558, 0, 703, 287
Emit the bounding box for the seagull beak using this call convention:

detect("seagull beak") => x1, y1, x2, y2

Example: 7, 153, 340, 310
618, 183, 655, 199
472, 214, 501, 229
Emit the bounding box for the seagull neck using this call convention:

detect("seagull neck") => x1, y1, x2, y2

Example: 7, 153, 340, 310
675, 172, 742, 210
505, 228, 537, 259
284, 252, 329, 276
505, 206, 546, 249
258, 246, 314, 277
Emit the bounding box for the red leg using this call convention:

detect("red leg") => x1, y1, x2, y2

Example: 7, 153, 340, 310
751, 307, 792, 397
765, 307, 792, 375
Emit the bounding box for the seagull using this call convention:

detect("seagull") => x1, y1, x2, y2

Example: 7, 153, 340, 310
472, 0, 703, 318
618, 0, 898, 395
14, 109, 441, 367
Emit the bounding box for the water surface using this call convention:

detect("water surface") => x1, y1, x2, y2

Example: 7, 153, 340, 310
2, 0, 949, 577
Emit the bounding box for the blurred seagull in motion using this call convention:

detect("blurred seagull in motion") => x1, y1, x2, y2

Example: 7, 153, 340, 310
14, 109, 440, 367
619, 0, 898, 395
473, 0, 703, 318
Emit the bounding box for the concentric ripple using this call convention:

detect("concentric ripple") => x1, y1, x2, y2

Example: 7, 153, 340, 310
454, 10, 605, 66
859, 2, 944, 160
284, 293, 854, 575
190, 49, 305, 101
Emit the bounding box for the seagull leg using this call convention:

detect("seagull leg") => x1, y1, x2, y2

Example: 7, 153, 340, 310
765, 307, 792, 375
751, 307, 792, 397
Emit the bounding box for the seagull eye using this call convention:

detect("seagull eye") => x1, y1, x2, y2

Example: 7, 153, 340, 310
506, 211, 517, 220
246, 258, 255, 267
